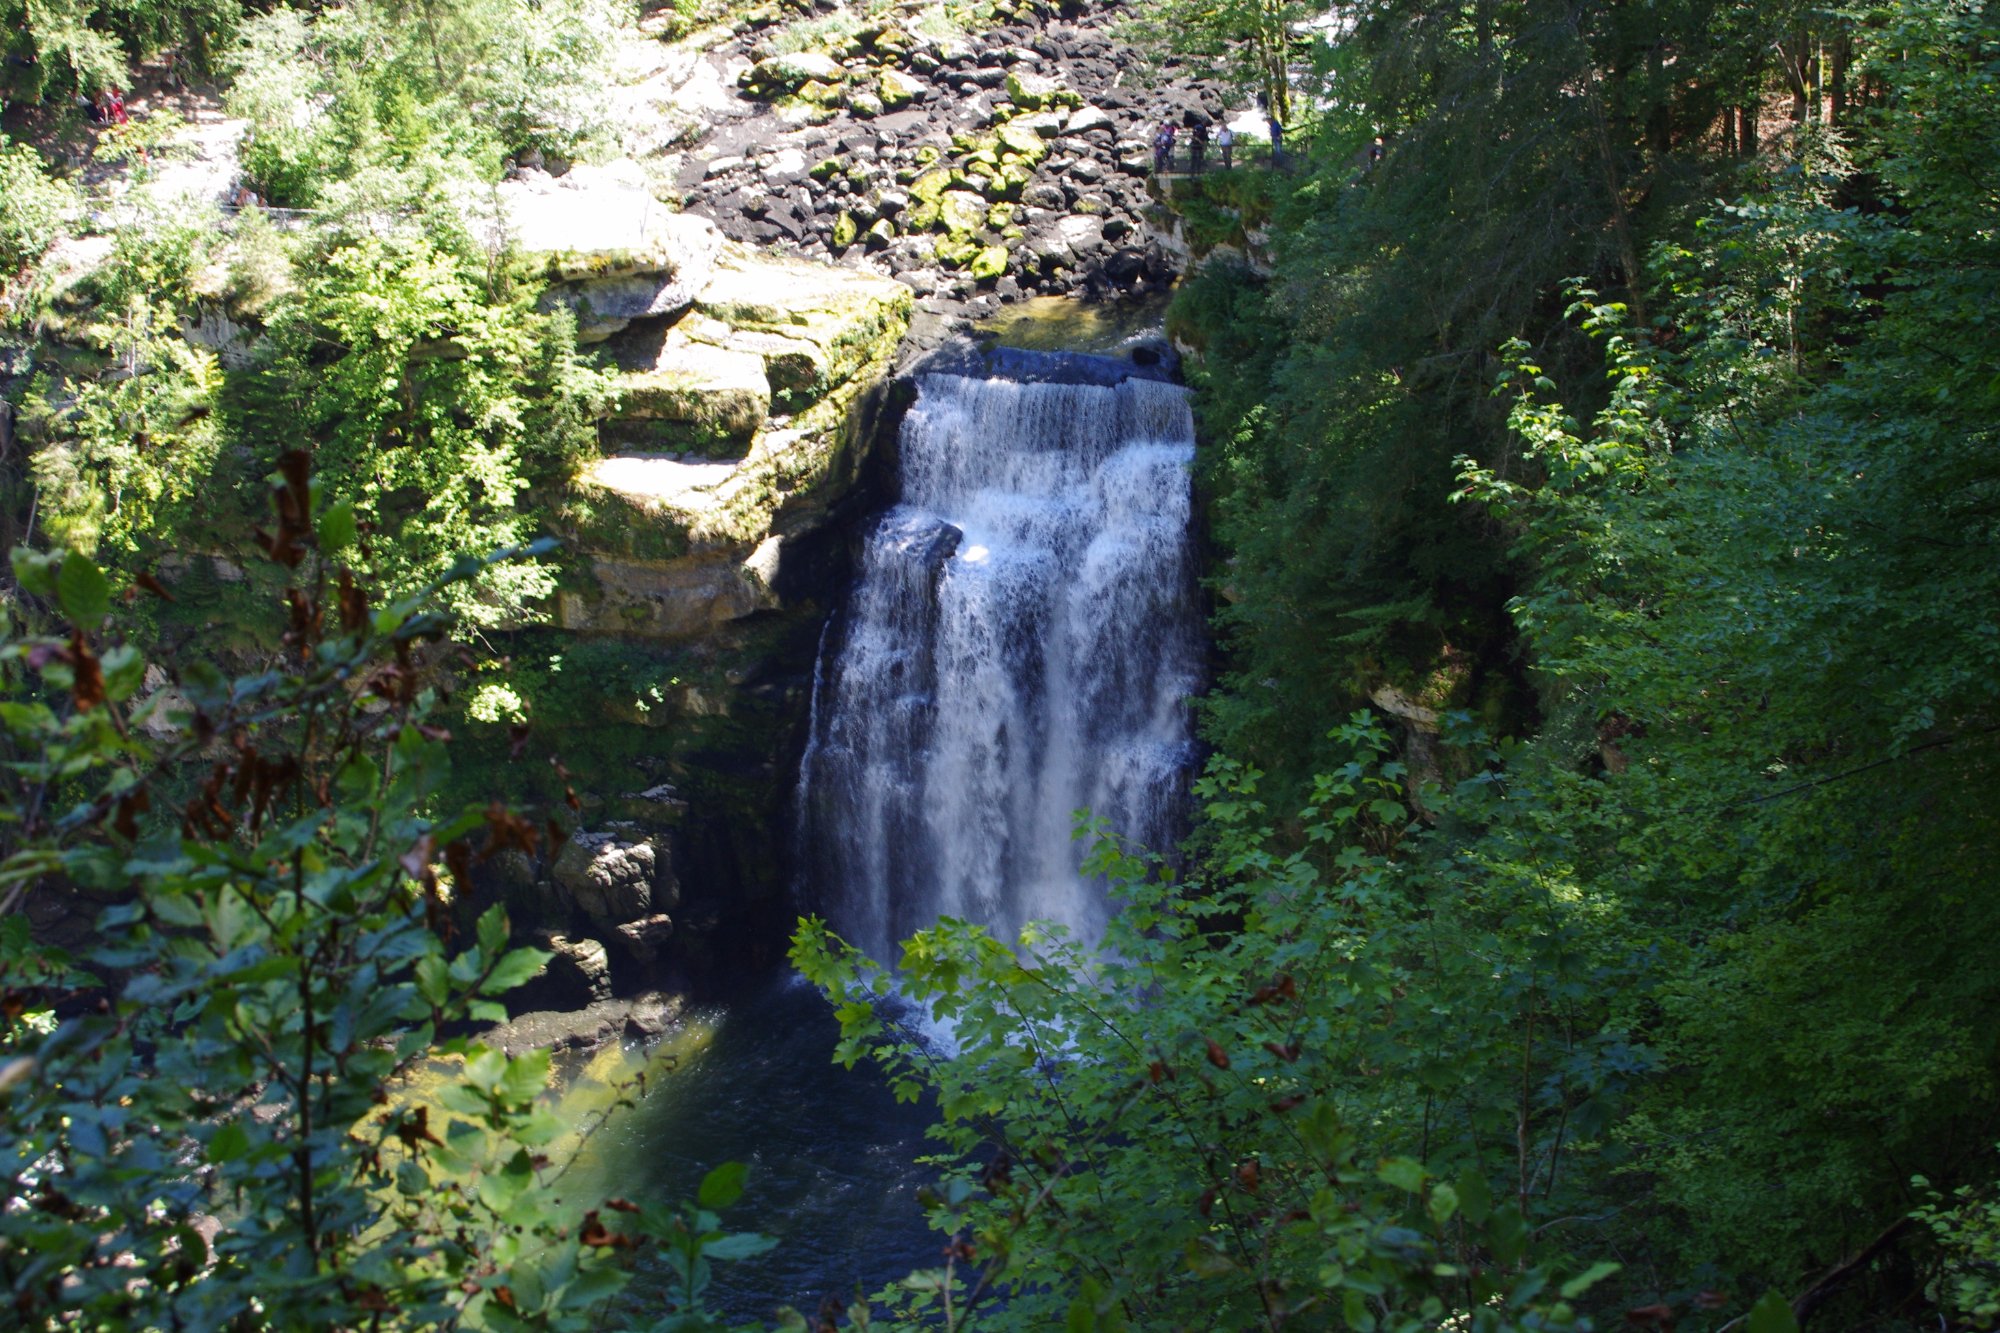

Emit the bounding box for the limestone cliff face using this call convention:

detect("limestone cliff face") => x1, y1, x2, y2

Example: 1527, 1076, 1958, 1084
478, 170, 913, 995
498, 169, 910, 642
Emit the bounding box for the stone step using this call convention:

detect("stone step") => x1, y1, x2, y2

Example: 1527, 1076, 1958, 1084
603, 337, 770, 452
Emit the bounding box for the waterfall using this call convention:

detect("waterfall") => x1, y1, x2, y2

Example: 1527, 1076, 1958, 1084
796, 356, 1203, 962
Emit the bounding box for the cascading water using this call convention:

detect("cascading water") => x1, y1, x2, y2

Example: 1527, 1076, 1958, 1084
797, 354, 1203, 961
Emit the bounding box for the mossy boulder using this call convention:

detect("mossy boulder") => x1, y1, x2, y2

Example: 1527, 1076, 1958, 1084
969, 245, 1010, 281
694, 243, 912, 393
796, 79, 847, 109
609, 338, 770, 451
939, 190, 990, 237
832, 211, 859, 248
878, 68, 926, 108
995, 120, 1050, 163
933, 235, 978, 268
740, 51, 846, 97
1003, 70, 1065, 111
986, 164, 1032, 201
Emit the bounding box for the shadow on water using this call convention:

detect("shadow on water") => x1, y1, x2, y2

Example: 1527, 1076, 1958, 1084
556, 976, 941, 1324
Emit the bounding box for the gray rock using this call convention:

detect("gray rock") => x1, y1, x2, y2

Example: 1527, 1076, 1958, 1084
1023, 180, 1067, 210
540, 216, 725, 341
613, 913, 676, 965
552, 830, 660, 926
741, 51, 846, 95
1057, 214, 1105, 250
1063, 104, 1116, 136
533, 930, 613, 1006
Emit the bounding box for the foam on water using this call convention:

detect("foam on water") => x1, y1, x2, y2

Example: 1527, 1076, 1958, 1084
796, 366, 1203, 963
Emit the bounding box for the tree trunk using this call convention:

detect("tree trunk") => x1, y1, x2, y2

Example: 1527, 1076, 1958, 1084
1829, 35, 1852, 125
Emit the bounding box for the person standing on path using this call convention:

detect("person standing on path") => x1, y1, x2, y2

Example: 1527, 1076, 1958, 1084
1189, 121, 1210, 174
1217, 123, 1234, 170
1153, 120, 1177, 175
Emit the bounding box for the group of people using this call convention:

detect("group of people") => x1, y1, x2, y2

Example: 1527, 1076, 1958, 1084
1151, 118, 1237, 175
81, 86, 128, 126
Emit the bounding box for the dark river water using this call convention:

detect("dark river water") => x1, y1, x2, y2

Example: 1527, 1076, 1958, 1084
552, 975, 941, 1324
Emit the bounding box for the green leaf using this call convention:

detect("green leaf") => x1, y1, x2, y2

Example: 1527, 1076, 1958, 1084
100, 645, 145, 703
697, 1160, 748, 1210
476, 903, 509, 958
11, 548, 58, 597
415, 953, 450, 1007
56, 549, 111, 626
701, 1232, 778, 1261
1376, 1156, 1426, 1193
480, 947, 552, 997
1747, 1291, 1798, 1333
208, 1120, 251, 1163
1560, 1261, 1620, 1300
319, 500, 358, 554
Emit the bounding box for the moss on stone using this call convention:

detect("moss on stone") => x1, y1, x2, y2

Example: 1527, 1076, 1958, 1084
939, 191, 990, 237
969, 245, 1009, 280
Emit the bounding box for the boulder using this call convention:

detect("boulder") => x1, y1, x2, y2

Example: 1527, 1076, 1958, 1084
532, 930, 613, 1006
497, 166, 719, 285
1057, 214, 1105, 251
555, 550, 783, 638
1004, 69, 1064, 111
939, 190, 990, 236
622, 991, 682, 1040
741, 51, 847, 97
613, 913, 676, 965
878, 68, 927, 108
552, 830, 660, 926
970, 244, 1010, 280
996, 120, 1050, 163
543, 219, 726, 341
1062, 104, 1116, 136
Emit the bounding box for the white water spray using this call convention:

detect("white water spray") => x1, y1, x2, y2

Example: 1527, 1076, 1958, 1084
797, 364, 1202, 961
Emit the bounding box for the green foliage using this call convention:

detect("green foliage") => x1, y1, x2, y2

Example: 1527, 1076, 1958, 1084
17, 205, 224, 558
230, 223, 607, 627
1437, 0, 2000, 1301
1142, 0, 2000, 1324
0, 467, 773, 1329
799, 714, 1639, 1331
0, 0, 238, 103
0, 140, 78, 274
1917, 1167, 2000, 1329
226, 0, 628, 208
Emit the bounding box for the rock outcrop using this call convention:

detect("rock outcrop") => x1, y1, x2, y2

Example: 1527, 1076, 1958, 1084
551, 828, 671, 929
494, 168, 911, 644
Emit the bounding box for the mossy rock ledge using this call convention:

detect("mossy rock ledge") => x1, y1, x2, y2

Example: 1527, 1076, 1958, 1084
498, 174, 911, 639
